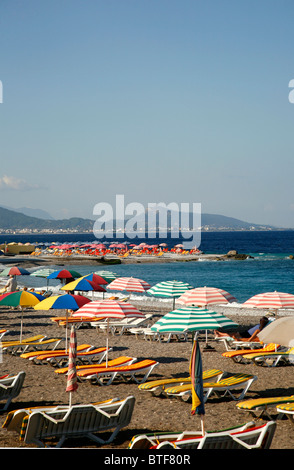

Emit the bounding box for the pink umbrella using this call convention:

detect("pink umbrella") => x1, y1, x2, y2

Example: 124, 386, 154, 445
107, 277, 151, 293
66, 326, 78, 406
243, 291, 294, 310
75, 299, 145, 365
178, 286, 237, 307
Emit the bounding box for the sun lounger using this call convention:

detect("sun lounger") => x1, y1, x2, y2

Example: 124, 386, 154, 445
0, 329, 9, 340
1, 338, 63, 355
54, 356, 137, 375
79, 359, 159, 385
242, 347, 294, 367
276, 403, 294, 422
1, 334, 46, 346
236, 395, 294, 419
222, 343, 279, 363
27, 344, 93, 364
0, 371, 26, 411
3, 395, 135, 447
138, 369, 223, 396
165, 373, 258, 402
46, 347, 113, 367
128, 421, 276, 450
109, 314, 154, 336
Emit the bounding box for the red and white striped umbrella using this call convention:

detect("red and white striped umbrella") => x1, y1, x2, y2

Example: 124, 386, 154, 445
243, 291, 294, 310
178, 286, 236, 307
107, 276, 151, 293
66, 326, 78, 405
75, 299, 145, 366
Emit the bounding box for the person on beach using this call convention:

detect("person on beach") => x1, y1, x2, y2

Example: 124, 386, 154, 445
215, 316, 270, 342
4, 275, 17, 293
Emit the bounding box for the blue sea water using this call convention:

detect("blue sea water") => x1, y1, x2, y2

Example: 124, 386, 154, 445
1, 231, 294, 304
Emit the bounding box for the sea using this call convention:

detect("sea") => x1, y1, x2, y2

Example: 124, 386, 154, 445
1, 230, 294, 307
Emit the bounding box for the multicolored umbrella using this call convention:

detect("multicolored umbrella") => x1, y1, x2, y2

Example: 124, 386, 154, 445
0, 290, 45, 341
75, 299, 145, 365
107, 277, 151, 293
47, 269, 82, 280
83, 273, 108, 285
60, 277, 106, 293
147, 280, 194, 309
0, 266, 30, 276
190, 337, 205, 431
243, 291, 294, 310
178, 287, 236, 307
66, 326, 78, 405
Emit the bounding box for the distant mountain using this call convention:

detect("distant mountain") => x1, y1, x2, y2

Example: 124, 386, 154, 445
0, 205, 279, 233
1, 206, 54, 220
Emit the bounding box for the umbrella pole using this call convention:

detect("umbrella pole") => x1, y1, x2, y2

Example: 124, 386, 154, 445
200, 415, 205, 435
20, 307, 24, 342
106, 318, 109, 367
65, 310, 69, 352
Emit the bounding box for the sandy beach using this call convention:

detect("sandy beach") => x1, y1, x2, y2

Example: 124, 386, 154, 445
0, 293, 293, 449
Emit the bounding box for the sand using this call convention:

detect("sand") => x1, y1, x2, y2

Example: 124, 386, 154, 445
0, 299, 293, 449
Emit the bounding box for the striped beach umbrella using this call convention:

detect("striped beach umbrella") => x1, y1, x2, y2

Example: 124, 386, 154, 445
66, 326, 78, 405
151, 306, 238, 346
30, 268, 56, 289
147, 280, 194, 309
94, 271, 117, 283
75, 299, 145, 365
107, 277, 151, 293
178, 287, 236, 307
243, 291, 294, 311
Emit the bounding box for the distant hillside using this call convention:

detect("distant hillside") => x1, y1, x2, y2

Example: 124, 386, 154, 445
1, 205, 54, 220
0, 206, 93, 231
0, 205, 278, 232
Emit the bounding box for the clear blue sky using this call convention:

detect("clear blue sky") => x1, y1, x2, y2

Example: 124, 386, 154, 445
1, 0, 294, 227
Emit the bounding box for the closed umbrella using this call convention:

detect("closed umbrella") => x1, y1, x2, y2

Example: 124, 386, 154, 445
147, 280, 194, 309
75, 299, 145, 365
190, 336, 205, 432
151, 306, 238, 347
107, 277, 151, 293
66, 326, 78, 406
178, 287, 236, 307
0, 291, 44, 341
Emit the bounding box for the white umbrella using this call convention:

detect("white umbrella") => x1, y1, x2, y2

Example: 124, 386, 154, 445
258, 317, 294, 347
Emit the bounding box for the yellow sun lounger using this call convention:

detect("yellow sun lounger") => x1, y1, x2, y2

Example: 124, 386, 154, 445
236, 395, 294, 419
1, 335, 46, 346
165, 373, 258, 402
276, 403, 294, 422
242, 347, 294, 367
55, 356, 137, 375
79, 359, 159, 385
27, 344, 93, 364
3, 395, 135, 447
138, 369, 223, 396
1, 338, 63, 355
222, 343, 279, 363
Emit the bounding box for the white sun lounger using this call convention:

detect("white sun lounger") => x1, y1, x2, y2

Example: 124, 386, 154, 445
0, 371, 26, 411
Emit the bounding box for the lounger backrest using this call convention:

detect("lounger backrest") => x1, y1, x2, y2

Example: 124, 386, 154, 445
0, 371, 26, 400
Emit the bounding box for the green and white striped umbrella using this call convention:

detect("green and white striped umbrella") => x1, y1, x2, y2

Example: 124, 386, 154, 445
147, 280, 194, 309
151, 306, 238, 345
94, 271, 117, 283
30, 268, 56, 289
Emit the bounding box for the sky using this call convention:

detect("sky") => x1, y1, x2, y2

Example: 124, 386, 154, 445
1, 0, 294, 227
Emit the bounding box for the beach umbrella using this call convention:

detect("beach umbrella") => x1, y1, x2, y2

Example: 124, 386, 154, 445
66, 326, 78, 406
243, 291, 294, 312
83, 273, 108, 285
75, 299, 145, 365
190, 335, 205, 432
0, 266, 30, 276
0, 290, 45, 341
178, 287, 237, 307
151, 306, 238, 347
34, 294, 91, 351
60, 277, 106, 298
258, 317, 294, 347
147, 280, 194, 309
47, 269, 82, 280
94, 271, 117, 283
107, 277, 151, 293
